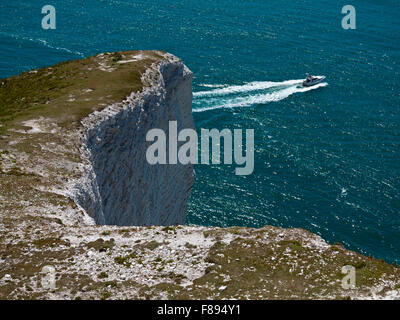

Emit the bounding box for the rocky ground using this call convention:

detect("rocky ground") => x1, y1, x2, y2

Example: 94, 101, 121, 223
1, 215, 400, 300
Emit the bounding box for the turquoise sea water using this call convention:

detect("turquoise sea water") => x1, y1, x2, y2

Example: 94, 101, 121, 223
1, 1, 399, 264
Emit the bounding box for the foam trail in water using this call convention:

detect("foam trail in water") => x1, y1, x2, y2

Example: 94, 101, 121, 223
194, 80, 303, 98
198, 84, 227, 88
0, 32, 85, 57
35, 39, 85, 57
193, 80, 327, 113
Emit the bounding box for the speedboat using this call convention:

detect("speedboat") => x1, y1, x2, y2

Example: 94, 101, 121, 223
302, 75, 325, 87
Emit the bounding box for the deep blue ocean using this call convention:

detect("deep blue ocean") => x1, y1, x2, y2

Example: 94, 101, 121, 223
1, 1, 399, 264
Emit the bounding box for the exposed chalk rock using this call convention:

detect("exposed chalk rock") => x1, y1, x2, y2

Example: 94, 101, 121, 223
70, 54, 195, 226
1, 51, 400, 300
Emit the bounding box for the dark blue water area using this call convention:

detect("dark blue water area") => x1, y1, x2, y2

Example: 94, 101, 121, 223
0, 0, 399, 263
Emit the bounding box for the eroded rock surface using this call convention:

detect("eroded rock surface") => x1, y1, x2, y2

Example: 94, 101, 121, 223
0, 51, 399, 300
71, 53, 194, 226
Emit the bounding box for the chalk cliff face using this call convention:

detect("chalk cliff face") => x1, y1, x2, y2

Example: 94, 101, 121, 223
72, 55, 194, 226
0, 50, 195, 227
1, 51, 400, 300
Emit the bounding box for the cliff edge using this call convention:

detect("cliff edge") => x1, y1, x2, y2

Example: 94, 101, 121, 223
0, 51, 399, 300
0, 51, 194, 226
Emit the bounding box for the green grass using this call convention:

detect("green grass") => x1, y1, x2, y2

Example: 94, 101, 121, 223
86, 238, 115, 252
114, 256, 131, 267
0, 50, 163, 134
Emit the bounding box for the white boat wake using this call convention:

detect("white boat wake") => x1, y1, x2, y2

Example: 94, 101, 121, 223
193, 79, 327, 113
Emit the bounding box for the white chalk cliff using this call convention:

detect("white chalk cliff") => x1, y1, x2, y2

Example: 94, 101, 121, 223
1, 51, 399, 300
71, 53, 195, 226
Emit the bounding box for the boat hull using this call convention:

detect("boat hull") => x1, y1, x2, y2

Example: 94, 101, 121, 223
302, 76, 325, 87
